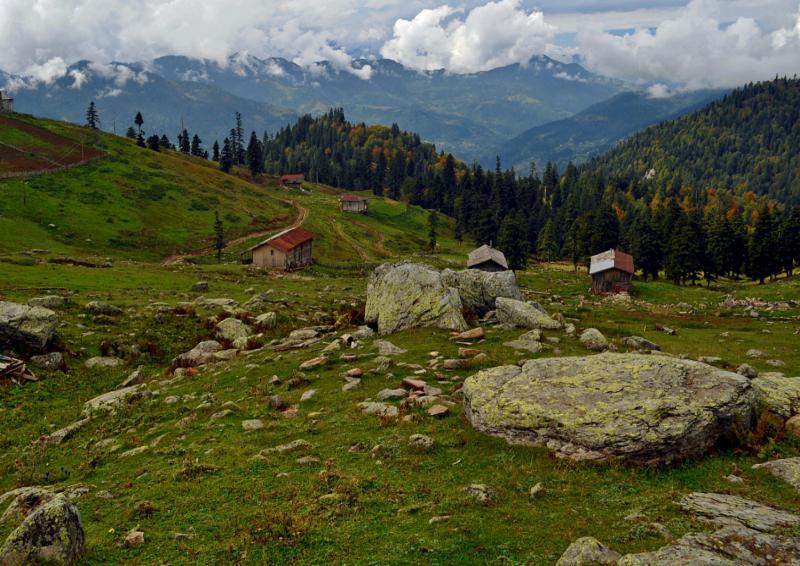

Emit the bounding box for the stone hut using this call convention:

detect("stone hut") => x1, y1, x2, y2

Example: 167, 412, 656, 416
467, 244, 508, 272
590, 249, 634, 294
340, 194, 368, 214
248, 227, 314, 270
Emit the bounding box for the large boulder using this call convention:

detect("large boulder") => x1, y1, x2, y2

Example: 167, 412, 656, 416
171, 340, 222, 368
0, 301, 58, 354
0, 493, 85, 565
750, 374, 800, 417
462, 353, 757, 465
215, 318, 251, 342
495, 298, 561, 330
441, 269, 523, 315
365, 262, 467, 335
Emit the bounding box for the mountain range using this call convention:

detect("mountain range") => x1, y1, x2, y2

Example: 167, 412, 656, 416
0, 53, 724, 165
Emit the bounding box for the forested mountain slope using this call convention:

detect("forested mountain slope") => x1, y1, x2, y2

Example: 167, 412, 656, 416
588, 78, 800, 204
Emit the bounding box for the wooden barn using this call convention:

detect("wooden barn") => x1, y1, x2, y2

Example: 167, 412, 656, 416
468, 244, 508, 272
280, 173, 305, 187
248, 227, 314, 270
340, 194, 368, 214
589, 249, 634, 295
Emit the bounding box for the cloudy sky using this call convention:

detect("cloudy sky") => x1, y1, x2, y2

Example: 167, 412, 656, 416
1, 0, 799, 89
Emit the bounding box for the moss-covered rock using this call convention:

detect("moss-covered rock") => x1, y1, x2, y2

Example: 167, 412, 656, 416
365, 262, 467, 335
441, 269, 523, 315
495, 298, 561, 330
462, 353, 756, 465
0, 301, 58, 354
0, 493, 85, 565
750, 374, 800, 417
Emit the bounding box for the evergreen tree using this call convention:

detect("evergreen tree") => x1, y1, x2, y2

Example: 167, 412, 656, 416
214, 211, 225, 263
159, 135, 171, 149
748, 207, 778, 283
136, 130, 145, 148
125, 126, 137, 139
497, 211, 528, 270
134, 112, 144, 135
179, 129, 190, 154
219, 138, 233, 173
85, 102, 99, 129
589, 204, 620, 254
536, 219, 558, 262
191, 134, 204, 157
234, 112, 245, 165
563, 214, 590, 271
246, 131, 263, 176
146, 135, 160, 151
212, 141, 220, 162
427, 210, 438, 252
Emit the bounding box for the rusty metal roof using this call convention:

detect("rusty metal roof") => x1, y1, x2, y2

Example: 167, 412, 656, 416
340, 194, 368, 202
250, 227, 314, 253
281, 174, 305, 182
590, 249, 634, 275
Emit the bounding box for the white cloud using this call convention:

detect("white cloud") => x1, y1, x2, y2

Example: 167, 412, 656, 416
577, 0, 800, 89
380, 0, 556, 73
24, 58, 68, 85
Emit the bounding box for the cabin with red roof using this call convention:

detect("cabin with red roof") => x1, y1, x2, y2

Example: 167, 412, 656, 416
340, 194, 368, 214
589, 249, 634, 295
248, 227, 314, 270
280, 173, 305, 187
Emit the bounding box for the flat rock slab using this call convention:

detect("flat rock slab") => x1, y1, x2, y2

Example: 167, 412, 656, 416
753, 457, 800, 493
463, 353, 756, 465
678, 492, 800, 532
495, 297, 561, 330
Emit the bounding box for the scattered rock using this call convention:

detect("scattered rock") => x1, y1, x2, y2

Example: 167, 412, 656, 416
556, 537, 620, 566
428, 405, 449, 418
750, 373, 800, 417
579, 328, 608, 351
84, 301, 122, 316
254, 312, 277, 330
346, 368, 363, 378
45, 418, 91, 446
191, 281, 209, 293
300, 389, 317, 402
503, 329, 543, 353
82, 384, 147, 417
442, 359, 468, 370
678, 492, 800, 532
451, 327, 485, 341
28, 352, 65, 372
621, 336, 660, 351
376, 388, 407, 401
463, 353, 756, 465
262, 439, 312, 455
215, 318, 251, 342
458, 348, 481, 358
172, 340, 222, 368
752, 458, 800, 493
375, 340, 407, 356
84, 356, 123, 369
409, 434, 435, 450
342, 380, 361, 392
124, 530, 145, 547
737, 363, 758, 379
401, 378, 426, 391
787, 415, 800, 436
242, 419, 265, 431
463, 484, 496, 504
495, 298, 561, 330
529, 483, 545, 498
268, 395, 287, 410
746, 348, 765, 359
358, 402, 399, 418
365, 262, 468, 335
0, 301, 58, 354
299, 356, 328, 370
27, 296, 70, 309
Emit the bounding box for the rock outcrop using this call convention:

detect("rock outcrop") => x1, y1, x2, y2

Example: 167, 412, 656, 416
463, 353, 756, 465
0, 492, 85, 565
215, 318, 251, 342
0, 301, 58, 354
750, 373, 800, 417
441, 269, 523, 315
495, 298, 561, 330
752, 457, 800, 493
365, 262, 467, 335
555, 537, 620, 566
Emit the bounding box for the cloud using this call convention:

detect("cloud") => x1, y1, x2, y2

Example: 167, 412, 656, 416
577, 0, 800, 89
380, 0, 556, 73
0, 0, 373, 79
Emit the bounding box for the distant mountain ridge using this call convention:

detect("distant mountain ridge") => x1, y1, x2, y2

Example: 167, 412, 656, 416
2, 53, 623, 161
486, 89, 727, 171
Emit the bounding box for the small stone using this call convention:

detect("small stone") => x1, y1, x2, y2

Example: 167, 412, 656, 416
409, 434, 435, 450
428, 515, 451, 524
787, 415, 800, 436
579, 328, 608, 351
174, 532, 193, 541
300, 389, 317, 402
724, 474, 744, 484
376, 388, 407, 401
263, 439, 312, 454
556, 537, 620, 566
191, 281, 209, 292
737, 363, 758, 378
427, 405, 449, 418
124, 530, 145, 547
296, 456, 321, 465
402, 378, 427, 390
242, 419, 265, 431
463, 484, 496, 504
358, 402, 399, 418
443, 359, 468, 370
210, 409, 234, 420
529, 482, 545, 498
269, 395, 287, 410
84, 356, 123, 369
375, 340, 407, 356
342, 380, 361, 392
299, 356, 328, 370
458, 348, 481, 358
746, 348, 765, 359
346, 368, 364, 378
451, 327, 484, 340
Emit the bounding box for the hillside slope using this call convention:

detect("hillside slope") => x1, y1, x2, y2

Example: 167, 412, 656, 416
588, 78, 800, 203
487, 89, 724, 171
0, 113, 466, 264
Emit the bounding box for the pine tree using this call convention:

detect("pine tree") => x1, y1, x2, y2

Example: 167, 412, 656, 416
537, 219, 558, 262
234, 112, 245, 165
246, 131, 263, 176
427, 210, 438, 252
748, 207, 778, 284
146, 135, 160, 151
125, 126, 137, 139
85, 102, 99, 129
497, 211, 528, 270
214, 212, 225, 263
160, 135, 171, 149
219, 138, 233, 173
179, 129, 190, 154
589, 204, 620, 254
134, 112, 144, 135
191, 134, 203, 157
136, 130, 145, 148
212, 141, 220, 162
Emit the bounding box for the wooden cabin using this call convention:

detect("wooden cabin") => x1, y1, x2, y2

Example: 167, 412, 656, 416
340, 194, 368, 214
467, 244, 508, 272
280, 173, 305, 187
248, 227, 314, 270
0, 91, 13, 113
589, 249, 634, 295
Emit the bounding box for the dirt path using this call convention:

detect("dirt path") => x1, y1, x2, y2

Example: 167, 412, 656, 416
161, 199, 308, 266
332, 220, 370, 261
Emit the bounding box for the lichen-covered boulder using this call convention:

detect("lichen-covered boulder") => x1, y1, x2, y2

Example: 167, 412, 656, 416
171, 340, 222, 368
752, 458, 800, 494
462, 353, 756, 465
678, 492, 800, 532
84, 301, 123, 316
0, 493, 85, 565
556, 537, 621, 566
441, 269, 523, 315
27, 296, 71, 310
750, 374, 800, 417
365, 262, 467, 335
579, 328, 608, 351
215, 318, 251, 342
82, 384, 147, 417
0, 301, 58, 354
495, 298, 561, 330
